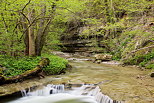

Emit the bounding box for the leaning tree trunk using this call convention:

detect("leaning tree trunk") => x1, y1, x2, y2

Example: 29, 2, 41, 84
35, 4, 55, 56
35, 6, 46, 56
36, 19, 52, 56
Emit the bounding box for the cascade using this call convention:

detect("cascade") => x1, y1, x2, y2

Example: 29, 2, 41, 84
10, 84, 123, 103
24, 84, 65, 96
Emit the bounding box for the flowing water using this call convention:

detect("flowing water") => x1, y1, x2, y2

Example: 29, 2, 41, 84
1, 55, 154, 103
49, 58, 154, 103
8, 84, 121, 103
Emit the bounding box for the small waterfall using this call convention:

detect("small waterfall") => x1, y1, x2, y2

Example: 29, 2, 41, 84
25, 84, 65, 96
69, 84, 121, 103
11, 84, 123, 103
21, 90, 27, 97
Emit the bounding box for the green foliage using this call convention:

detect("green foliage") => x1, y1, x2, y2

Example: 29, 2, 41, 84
0, 0, 87, 56
0, 55, 40, 77
42, 54, 68, 75
0, 54, 68, 77
112, 52, 121, 61
124, 52, 154, 69
145, 64, 154, 69
0, 0, 153, 71
121, 29, 153, 58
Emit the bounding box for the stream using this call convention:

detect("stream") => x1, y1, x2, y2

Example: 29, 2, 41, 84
9, 84, 116, 103
50, 58, 154, 103
0, 53, 154, 103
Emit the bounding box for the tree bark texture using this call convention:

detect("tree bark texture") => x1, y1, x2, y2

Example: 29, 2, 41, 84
28, 9, 36, 56
21, 16, 29, 56
35, 6, 46, 56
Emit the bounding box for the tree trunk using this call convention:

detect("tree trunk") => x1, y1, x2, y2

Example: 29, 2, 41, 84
22, 2, 57, 56
35, 6, 46, 56
28, 9, 36, 56
22, 16, 29, 56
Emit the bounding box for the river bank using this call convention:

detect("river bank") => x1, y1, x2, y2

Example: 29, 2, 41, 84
1, 53, 154, 103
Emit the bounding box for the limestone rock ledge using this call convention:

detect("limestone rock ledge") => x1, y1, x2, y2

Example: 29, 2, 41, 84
0, 76, 55, 96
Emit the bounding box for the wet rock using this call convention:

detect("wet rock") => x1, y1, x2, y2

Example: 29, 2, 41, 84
95, 60, 102, 64
66, 64, 72, 70
150, 72, 154, 77
93, 54, 112, 63
102, 61, 122, 65
67, 58, 77, 61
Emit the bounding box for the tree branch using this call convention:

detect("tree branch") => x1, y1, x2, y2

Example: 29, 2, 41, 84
21, 0, 32, 12
19, 11, 47, 40
131, 45, 154, 53
20, 12, 30, 24
42, 18, 52, 35
19, 0, 32, 24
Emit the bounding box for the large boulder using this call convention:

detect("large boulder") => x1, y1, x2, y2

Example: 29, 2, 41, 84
93, 54, 112, 63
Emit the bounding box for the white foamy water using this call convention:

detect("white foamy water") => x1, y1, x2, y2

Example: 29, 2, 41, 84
25, 84, 65, 96
9, 93, 97, 103
8, 84, 122, 103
